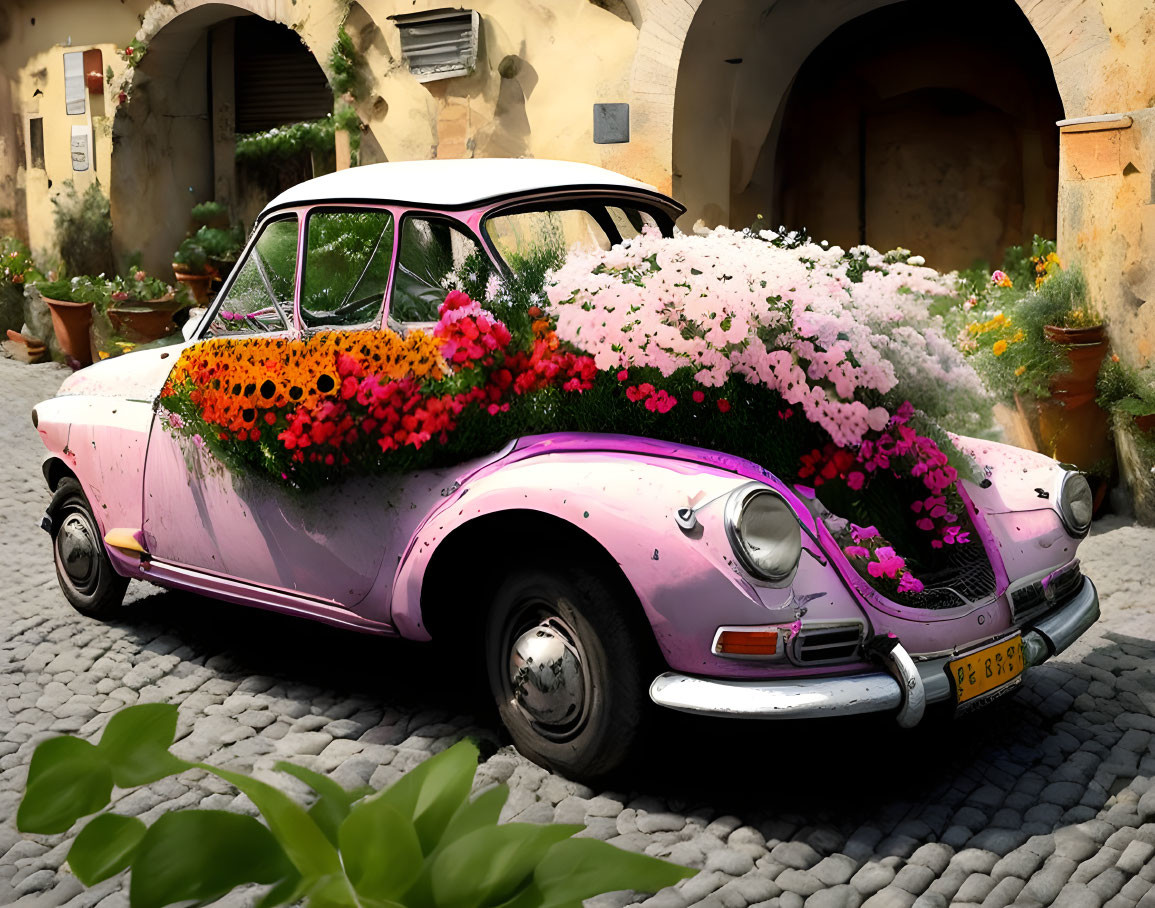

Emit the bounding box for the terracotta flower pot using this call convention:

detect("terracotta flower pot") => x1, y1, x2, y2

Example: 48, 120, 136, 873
173, 265, 213, 305
1028, 324, 1114, 491
108, 293, 180, 343
42, 296, 95, 366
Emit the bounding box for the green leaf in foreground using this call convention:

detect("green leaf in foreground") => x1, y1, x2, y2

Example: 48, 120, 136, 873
68, 814, 147, 884
533, 837, 696, 904
275, 760, 370, 846
373, 739, 479, 855
97, 703, 191, 787
17, 736, 113, 834
205, 765, 342, 880
128, 810, 293, 908
339, 795, 424, 900
431, 823, 584, 908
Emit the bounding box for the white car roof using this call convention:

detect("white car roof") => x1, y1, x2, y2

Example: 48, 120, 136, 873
266, 158, 669, 211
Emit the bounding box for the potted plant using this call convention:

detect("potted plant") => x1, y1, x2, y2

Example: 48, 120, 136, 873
0, 236, 44, 334
172, 238, 213, 304
34, 275, 113, 366
961, 264, 1114, 486
192, 224, 245, 282
105, 269, 179, 343
189, 199, 230, 231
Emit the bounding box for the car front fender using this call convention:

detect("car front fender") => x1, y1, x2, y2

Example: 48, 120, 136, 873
389, 450, 869, 678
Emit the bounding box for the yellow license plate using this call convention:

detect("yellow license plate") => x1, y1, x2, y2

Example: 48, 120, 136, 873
949, 635, 1024, 704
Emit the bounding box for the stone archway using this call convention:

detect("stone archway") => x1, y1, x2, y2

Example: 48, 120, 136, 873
768, 1, 1064, 270
108, 0, 334, 274
632, 0, 1111, 231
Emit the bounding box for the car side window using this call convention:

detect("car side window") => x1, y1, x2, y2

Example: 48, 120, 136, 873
209, 217, 298, 336
301, 209, 395, 329
390, 216, 483, 323
606, 206, 658, 241
483, 208, 613, 270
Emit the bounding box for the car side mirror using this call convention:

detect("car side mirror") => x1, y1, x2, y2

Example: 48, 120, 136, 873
182, 308, 206, 342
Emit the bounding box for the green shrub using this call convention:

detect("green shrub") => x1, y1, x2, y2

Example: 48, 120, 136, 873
17, 703, 693, 908
52, 181, 115, 278
172, 238, 209, 275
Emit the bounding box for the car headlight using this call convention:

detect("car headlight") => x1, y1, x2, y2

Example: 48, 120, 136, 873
1057, 470, 1093, 537
723, 484, 802, 583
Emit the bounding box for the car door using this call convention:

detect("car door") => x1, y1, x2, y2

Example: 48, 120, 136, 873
140, 208, 408, 607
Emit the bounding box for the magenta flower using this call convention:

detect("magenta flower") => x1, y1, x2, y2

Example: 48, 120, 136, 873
897, 573, 925, 593
846, 471, 865, 491
851, 524, 880, 542
844, 545, 870, 559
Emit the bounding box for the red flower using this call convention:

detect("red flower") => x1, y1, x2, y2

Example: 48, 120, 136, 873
692, 390, 705, 403
717, 399, 731, 413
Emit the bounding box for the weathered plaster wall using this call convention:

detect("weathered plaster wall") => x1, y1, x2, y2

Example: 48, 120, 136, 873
0, 0, 640, 272
0, 1, 141, 260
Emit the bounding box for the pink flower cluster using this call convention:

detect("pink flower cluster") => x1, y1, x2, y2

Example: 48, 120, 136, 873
546, 228, 981, 449
844, 525, 925, 594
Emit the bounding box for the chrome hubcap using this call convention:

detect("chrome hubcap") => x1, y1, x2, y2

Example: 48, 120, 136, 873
508, 618, 586, 728
58, 513, 98, 591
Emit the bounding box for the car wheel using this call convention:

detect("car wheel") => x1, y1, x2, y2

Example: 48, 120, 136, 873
485, 566, 647, 781
49, 478, 129, 619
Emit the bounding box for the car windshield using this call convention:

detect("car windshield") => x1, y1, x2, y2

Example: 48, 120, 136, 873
483, 201, 659, 271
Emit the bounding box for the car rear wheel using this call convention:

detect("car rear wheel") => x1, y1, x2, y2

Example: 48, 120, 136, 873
485, 565, 647, 781
50, 478, 129, 619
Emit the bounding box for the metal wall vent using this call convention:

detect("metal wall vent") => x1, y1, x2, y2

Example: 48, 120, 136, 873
389, 8, 480, 83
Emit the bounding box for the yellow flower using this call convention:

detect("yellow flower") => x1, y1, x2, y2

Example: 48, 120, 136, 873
1011, 330, 1025, 343
992, 340, 1008, 356
98, 351, 110, 360
1014, 365, 1026, 376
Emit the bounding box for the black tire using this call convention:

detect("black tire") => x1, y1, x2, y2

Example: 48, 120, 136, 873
485, 565, 647, 781
49, 478, 129, 619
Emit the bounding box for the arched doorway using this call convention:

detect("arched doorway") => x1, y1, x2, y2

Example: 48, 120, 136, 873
671, 0, 1064, 271
109, 4, 331, 274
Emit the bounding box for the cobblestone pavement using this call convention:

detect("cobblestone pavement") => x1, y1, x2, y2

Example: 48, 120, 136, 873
4, 355, 1155, 908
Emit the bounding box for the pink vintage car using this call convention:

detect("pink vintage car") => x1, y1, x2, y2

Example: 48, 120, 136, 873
34, 160, 1098, 779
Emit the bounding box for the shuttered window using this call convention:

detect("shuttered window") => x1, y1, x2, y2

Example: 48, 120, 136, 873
389, 9, 480, 83
233, 16, 333, 133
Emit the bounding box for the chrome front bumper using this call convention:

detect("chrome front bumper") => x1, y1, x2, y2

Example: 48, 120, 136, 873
649, 576, 1100, 724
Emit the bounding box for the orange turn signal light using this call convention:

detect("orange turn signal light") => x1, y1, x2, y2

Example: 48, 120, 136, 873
715, 629, 778, 656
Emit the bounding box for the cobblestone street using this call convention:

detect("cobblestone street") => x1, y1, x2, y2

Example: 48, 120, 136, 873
5, 355, 1155, 908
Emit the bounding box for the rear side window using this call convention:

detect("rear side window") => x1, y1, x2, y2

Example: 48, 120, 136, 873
209, 217, 297, 336
390, 216, 484, 323
301, 209, 395, 329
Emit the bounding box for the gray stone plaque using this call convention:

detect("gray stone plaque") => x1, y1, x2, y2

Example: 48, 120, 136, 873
593, 103, 629, 144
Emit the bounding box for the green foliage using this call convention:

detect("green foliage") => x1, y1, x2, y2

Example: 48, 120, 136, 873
236, 118, 340, 165
18, 704, 694, 908
172, 238, 209, 274
333, 102, 362, 164
0, 235, 44, 285
328, 25, 362, 98
962, 267, 1095, 402
122, 39, 148, 67
190, 200, 228, 227
35, 276, 113, 309
35, 270, 172, 311
193, 225, 245, 261
52, 181, 115, 278
1098, 356, 1155, 420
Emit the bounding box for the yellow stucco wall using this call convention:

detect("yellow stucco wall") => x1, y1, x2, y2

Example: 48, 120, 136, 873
1, 0, 1153, 375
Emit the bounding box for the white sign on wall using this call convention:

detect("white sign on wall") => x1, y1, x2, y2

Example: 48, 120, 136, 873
63, 51, 86, 116
70, 125, 91, 172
